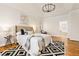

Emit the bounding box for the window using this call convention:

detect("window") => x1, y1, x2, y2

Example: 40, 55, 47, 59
59, 21, 68, 33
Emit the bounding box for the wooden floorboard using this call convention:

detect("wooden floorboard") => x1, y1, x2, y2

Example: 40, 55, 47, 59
65, 39, 79, 56
0, 43, 17, 52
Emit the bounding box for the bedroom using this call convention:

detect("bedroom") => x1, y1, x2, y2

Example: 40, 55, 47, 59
0, 3, 79, 56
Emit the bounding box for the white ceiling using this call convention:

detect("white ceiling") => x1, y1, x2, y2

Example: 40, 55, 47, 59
1, 3, 79, 16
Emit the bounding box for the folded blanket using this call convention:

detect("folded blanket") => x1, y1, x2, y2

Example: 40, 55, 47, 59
25, 35, 45, 56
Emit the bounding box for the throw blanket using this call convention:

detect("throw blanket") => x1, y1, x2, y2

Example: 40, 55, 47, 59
24, 35, 45, 56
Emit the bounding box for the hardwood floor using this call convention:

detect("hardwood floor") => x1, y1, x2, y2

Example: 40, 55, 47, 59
65, 39, 79, 56
0, 43, 17, 52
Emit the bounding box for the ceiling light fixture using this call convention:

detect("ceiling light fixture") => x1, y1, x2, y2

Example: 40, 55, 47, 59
42, 3, 55, 12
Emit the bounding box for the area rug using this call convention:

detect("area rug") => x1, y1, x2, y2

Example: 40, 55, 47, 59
1, 41, 64, 56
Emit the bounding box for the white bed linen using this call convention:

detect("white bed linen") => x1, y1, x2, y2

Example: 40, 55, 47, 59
17, 35, 31, 51
17, 33, 52, 56
29, 37, 43, 55
33, 33, 52, 46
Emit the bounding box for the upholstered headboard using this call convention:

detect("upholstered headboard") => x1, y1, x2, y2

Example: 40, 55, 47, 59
15, 25, 34, 33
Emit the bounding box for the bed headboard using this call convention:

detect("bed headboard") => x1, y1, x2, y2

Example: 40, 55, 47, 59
15, 25, 34, 33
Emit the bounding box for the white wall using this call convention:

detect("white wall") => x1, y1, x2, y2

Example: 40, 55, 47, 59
28, 15, 43, 32
42, 14, 70, 35
68, 9, 79, 41
0, 5, 21, 36
42, 9, 79, 41
0, 5, 20, 27
0, 4, 79, 41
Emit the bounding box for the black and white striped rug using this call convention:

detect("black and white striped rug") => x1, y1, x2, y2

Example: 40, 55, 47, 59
1, 41, 64, 56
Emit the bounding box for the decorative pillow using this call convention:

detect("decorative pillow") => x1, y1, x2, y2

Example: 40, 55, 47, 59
16, 32, 21, 35
25, 32, 28, 35
25, 31, 33, 35
21, 29, 25, 35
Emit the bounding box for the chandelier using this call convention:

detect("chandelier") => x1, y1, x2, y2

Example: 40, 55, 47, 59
42, 3, 55, 12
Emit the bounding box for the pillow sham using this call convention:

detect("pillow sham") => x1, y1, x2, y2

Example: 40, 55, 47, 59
25, 31, 33, 35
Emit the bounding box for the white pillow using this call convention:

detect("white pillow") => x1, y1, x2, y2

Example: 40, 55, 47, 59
33, 33, 41, 36
16, 32, 21, 35
26, 31, 33, 35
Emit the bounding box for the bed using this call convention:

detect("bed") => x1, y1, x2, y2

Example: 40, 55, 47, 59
15, 25, 52, 56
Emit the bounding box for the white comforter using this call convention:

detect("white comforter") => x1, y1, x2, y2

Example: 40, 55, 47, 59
33, 33, 52, 46
17, 33, 52, 56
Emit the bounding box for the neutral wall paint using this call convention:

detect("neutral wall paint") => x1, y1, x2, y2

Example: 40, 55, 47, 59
0, 5, 21, 36
28, 15, 43, 32
68, 9, 79, 41
42, 14, 70, 35
0, 5, 20, 27
42, 9, 79, 41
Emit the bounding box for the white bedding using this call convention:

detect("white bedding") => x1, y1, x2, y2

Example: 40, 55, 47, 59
16, 33, 52, 56
29, 36, 43, 55
17, 35, 31, 51
33, 33, 52, 46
